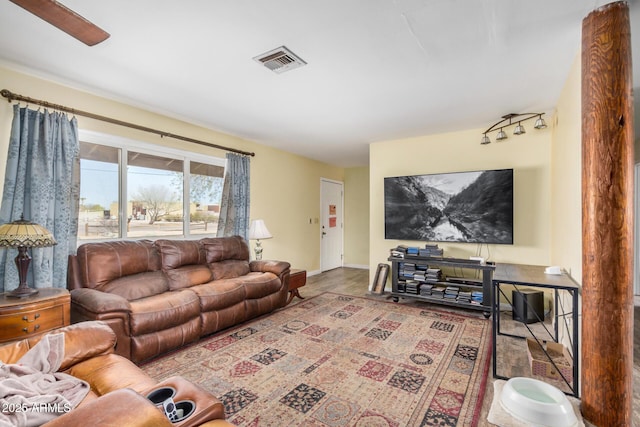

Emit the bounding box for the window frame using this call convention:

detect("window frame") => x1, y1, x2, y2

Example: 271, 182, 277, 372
79, 130, 226, 242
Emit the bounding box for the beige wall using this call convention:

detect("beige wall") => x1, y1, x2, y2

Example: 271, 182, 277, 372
369, 124, 553, 277
550, 54, 583, 283
0, 66, 343, 271
0, 61, 586, 279
250, 145, 343, 271
549, 53, 583, 366
344, 167, 369, 267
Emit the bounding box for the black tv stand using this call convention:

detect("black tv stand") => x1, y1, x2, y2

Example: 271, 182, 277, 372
446, 277, 483, 286
387, 256, 495, 317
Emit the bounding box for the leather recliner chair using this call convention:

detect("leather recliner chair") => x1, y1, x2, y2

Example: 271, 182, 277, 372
0, 320, 236, 426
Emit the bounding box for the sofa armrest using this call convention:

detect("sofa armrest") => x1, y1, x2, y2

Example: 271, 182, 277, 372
43, 388, 172, 427
70, 288, 131, 315
56, 321, 117, 371
0, 321, 115, 370
250, 260, 291, 277
70, 289, 133, 360
67, 254, 82, 291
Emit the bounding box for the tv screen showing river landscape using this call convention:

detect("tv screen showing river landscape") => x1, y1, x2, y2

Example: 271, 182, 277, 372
384, 169, 513, 244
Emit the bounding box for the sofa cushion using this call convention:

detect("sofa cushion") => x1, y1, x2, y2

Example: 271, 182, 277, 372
129, 290, 200, 336
155, 239, 206, 269
201, 236, 250, 263
240, 272, 283, 299
209, 259, 250, 280
155, 240, 212, 290
96, 270, 169, 300
190, 279, 246, 312
76, 240, 161, 289
165, 264, 213, 291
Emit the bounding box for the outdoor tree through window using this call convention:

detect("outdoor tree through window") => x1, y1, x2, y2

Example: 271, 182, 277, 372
127, 151, 183, 237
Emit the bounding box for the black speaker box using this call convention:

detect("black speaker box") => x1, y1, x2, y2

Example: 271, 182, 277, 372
512, 290, 544, 324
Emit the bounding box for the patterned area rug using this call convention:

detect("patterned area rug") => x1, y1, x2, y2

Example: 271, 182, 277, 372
141, 293, 492, 426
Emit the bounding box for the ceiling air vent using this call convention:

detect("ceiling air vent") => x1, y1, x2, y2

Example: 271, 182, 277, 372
253, 46, 307, 74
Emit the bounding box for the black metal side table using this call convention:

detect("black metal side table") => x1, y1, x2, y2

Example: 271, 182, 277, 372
492, 263, 580, 397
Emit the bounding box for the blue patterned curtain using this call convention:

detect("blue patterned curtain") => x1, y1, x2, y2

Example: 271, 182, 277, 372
0, 105, 80, 292
216, 153, 250, 240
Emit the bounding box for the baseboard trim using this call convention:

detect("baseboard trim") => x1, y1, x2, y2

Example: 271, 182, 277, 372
307, 265, 369, 277
343, 264, 369, 269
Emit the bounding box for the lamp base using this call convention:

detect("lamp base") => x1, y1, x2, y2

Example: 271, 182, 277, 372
7, 285, 38, 298
254, 240, 263, 261
7, 246, 38, 298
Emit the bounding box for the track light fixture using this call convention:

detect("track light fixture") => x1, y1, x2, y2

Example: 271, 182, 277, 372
513, 122, 526, 135
534, 116, 547, 129
480, 113, 546, 145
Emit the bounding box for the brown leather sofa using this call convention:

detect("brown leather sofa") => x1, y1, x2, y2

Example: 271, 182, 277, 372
67, 236, 290, 363
0, 321, 234, 427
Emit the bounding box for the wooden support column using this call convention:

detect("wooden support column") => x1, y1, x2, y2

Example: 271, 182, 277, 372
581, 2, 634, 425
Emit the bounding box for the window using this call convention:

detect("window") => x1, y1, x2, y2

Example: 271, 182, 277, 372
189, 161, 225, 235
78, 134, 225, 240
127, 151, 184, 237
79, 142, 120, 238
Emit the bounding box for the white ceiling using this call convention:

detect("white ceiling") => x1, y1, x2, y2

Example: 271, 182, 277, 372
0, 0, 637, 167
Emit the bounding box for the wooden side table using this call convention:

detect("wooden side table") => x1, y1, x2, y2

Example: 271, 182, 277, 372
0, 288, 70, 344
286, 269, 307, 305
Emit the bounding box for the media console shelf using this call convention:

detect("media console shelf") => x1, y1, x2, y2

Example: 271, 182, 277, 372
387, 256, 495, 318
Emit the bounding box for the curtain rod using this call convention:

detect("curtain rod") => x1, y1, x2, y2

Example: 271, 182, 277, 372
0, 89, 255, 157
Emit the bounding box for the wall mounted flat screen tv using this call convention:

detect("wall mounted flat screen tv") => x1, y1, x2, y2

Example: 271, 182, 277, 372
384, 169, 513, 244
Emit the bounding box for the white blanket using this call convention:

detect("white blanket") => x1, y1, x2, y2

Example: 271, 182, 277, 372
0, 333, 89, 427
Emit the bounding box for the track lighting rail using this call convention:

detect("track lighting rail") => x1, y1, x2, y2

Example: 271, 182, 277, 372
481, 112, 547, 145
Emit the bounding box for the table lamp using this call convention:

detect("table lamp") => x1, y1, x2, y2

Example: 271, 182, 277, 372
249, 219, 272, 260
0, 215, 57, 297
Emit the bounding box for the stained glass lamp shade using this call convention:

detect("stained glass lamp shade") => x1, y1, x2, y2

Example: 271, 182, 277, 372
0, 216, 57, 297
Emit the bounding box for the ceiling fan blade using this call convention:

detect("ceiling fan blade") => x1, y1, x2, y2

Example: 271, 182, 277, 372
10, 0, 110, 46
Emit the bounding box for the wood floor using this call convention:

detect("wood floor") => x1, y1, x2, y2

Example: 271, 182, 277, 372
299, 267, 639, 427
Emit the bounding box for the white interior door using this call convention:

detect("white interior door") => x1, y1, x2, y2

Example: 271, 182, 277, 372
320, 179, 343, 272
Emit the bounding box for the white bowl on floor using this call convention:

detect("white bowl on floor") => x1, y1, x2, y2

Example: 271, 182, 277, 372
500, 377, 578, 427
